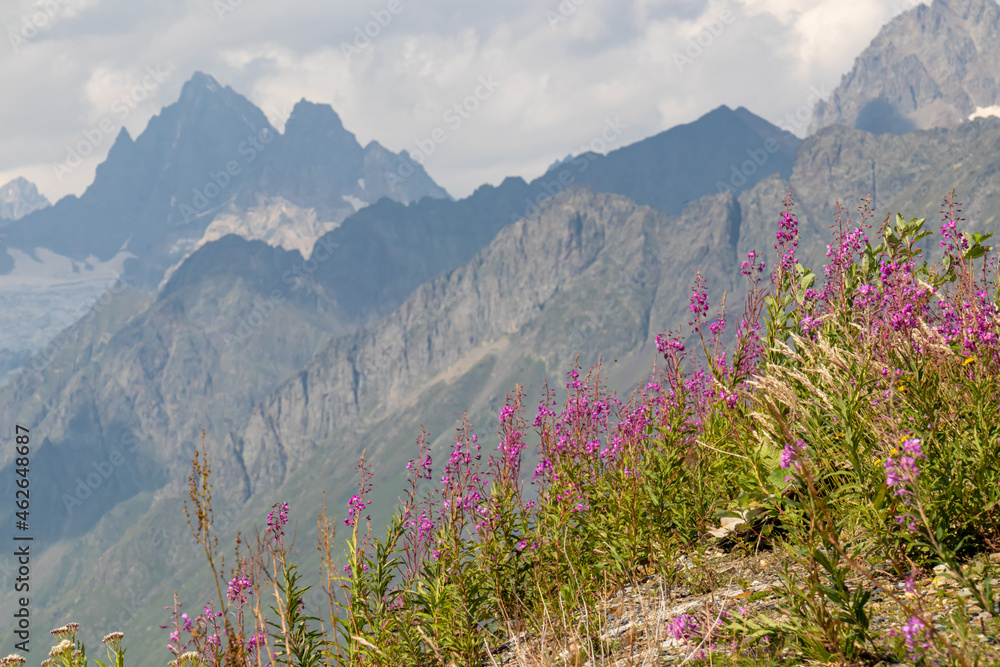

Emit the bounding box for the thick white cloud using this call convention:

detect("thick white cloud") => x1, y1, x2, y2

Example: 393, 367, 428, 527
0, 0, 923, 203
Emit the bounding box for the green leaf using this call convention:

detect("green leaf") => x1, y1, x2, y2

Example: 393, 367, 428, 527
965, 245, 986, 260
768, 466, 790, 490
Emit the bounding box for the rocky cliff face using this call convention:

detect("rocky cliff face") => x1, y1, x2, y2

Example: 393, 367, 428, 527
810, 0, 1000, 135
794, 116, 1000, 265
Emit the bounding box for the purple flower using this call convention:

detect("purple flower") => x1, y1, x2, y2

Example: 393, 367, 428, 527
689, 290, 709, 317
266, 501, 290, 542
780, 439, 806, 471
227, 575, 253, 604
246, 633, 266, 652
892, 616, 930, 659
884, 438, 924, 499
774, 202, 800, 273
740, 250, 766, 276
668, 614, 700, 641
655, 334, 685, 357
800, 315, 821, 335
344, 494, 372, 528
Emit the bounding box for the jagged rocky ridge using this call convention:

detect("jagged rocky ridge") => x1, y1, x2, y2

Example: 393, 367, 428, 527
810, 0, 1000, 134
0, 72, 449, 289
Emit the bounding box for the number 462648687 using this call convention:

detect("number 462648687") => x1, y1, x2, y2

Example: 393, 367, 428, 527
14, 425, 29, 524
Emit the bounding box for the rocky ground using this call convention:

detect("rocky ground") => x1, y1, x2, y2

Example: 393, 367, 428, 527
482, 548, 1000, 666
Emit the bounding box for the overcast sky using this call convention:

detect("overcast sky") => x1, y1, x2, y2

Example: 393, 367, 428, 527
0, 0, 923, 204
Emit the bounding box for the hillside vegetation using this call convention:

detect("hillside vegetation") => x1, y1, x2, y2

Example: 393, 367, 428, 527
17, 190, 1000, 667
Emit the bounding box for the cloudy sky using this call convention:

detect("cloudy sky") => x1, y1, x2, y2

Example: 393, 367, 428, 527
0, 0, 923, 204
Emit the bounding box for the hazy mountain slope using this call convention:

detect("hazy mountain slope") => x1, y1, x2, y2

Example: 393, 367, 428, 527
541, 105, 799, 215
810, 0, 1000, 134
304, 105, 800, 326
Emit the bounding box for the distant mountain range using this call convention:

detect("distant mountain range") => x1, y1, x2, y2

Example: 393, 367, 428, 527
811, 0, 1000, 134
0, 72, 448, 290
0, 177, 49, 221
0, 83, 799, 376
6, 0, 1000, 660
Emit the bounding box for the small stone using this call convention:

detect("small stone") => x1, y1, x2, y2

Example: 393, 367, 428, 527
989, 552, 1000, 564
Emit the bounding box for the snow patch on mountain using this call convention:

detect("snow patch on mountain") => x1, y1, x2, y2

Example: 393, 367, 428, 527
970, 105, 1000, 120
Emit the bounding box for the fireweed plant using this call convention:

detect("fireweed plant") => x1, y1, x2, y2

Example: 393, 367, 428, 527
47, 189, 1000, 665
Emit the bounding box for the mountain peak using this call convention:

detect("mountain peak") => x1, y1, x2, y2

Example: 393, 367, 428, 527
182, 71, 223, 95
810, 0, 1000, 134
0, 177, 49, 221
538, 104, 799, 215
173, 71, 257, 118
284, 99, 351, 140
